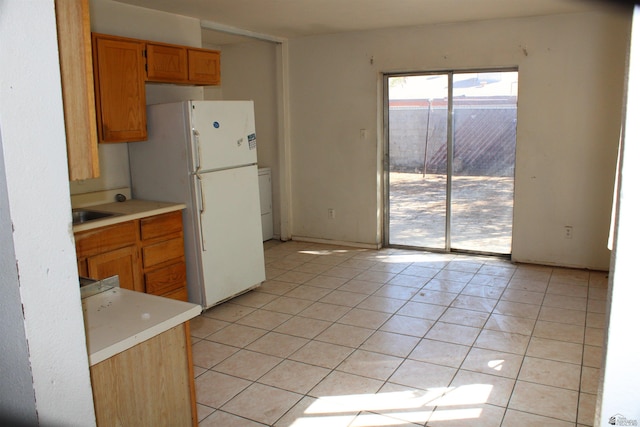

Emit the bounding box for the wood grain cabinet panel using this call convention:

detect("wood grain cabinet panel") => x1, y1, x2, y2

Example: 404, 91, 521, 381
87, 245, 141, 292
92, 34, 147, 143
146, 43, 188, 83
188, 48, 220, 85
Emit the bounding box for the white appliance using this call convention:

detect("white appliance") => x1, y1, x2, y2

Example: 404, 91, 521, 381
128, 100, 266, 309
258, 168, 274, 241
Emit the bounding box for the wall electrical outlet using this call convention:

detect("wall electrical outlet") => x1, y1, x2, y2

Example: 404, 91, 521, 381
328, 208, 336, 219
564, 226, 573, 239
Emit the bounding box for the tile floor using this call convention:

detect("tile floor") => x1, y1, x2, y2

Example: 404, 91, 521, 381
190, 240, 607, 427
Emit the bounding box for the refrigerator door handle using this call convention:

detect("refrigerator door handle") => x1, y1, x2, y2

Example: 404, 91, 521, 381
193, 129, 201, 172
195, 174, 207, 251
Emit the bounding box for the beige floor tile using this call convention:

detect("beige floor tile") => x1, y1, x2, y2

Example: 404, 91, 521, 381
193, 365, 207, 378
354, 269, 396, 284
439, 307, 490, 328
315, 323, 374, 347
235, 309, 292, 330
500, 288, 545, 305
550, 268, 590, 285
511, 265, 552, 281
361, 331, 420, 358
518, 356, 581, 390
585, 327, 604, 347
411, 289, 458, 306
273, 315, 332, 339
276, 270, 316, 284
190, 316, 230, 339
196, 404, 214, 423
445, 259, 483, 273
508, 381, 578, 422
229, 290, 279, 308
283, 284, 333, 301
309, 370, 383, 398
213, 349, 282, 381
324, 265, 366, 279
409, 338, 470, 368
356, 295, 406, 313
319, 289, 370, 307
578, 392, 597, 426
451, 294, 498, 313
434, 269, 475, 283
397, 301, 447, 320
221, 383, 302, 425
501, 408, 575, 426
370, 260, 412, 273
246, 331, 309, 358
337, 349, 404, 381
493, 300, 540, 319
258, 359, 330, 394
461, 347, 524, 379
581, 366, 600, 394
526, 336, 583, 364
374, 382, 440, 425
380, 314, 435, 337
192, 340, 238, 369
341, 258, 378, 270
262, 295, 315, 315
444, 369, 515, 407
427, 403, 506, 427
338, 279, 384, 295
468, 274, 511, 287
388, 273, 430, 288
337, 307, 392, 329
206, 323, 268, 348
586, 311, 605, 328
539, 306, 586, 326
582, 345, 603, 368
587, 298, 607, 314
257, 279, 299, 295
265, 266, 287, 280
298, 301, 351, 321
484, 313, 535, 335
533, 320, 584, 344
374, 284, 420, 300
292, 262, 333, 275
547, 282, 589, 298
402, 266, 444, 279
460, 284, 505, 300
388, 359, 457, 390
274, 396, 357, 427
506, 277, 548, 293
543, 293, 587, 311
305, 274, 350, 289
588, 287, 608, 300
199, 410, 264, 427
424, 278, 467, 293
195, 370, 251, 408
474, 329, 530, 354
478, 264, 516, 278
202, 302, 255, 322
349, 411, 424, 426
425, 322, 481, 346
289, 340, 354, 369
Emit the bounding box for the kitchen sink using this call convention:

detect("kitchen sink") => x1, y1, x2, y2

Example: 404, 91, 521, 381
72, 209, 119, 225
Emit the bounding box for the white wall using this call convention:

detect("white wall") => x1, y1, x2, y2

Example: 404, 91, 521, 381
204, 40, 282, 237
597, 6, 640, 425
0, 1, 95, 425
69, 0, 205, 195
288, 9, 630, 269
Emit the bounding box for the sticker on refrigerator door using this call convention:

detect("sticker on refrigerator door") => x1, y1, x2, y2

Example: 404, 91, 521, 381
248, 133, 257, 150
213, 121, 220, 128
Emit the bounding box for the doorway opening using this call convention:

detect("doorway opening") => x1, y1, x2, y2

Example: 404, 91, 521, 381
384, 70, 518, 255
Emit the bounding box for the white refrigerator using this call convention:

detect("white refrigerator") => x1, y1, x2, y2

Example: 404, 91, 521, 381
128, 100, 266, 309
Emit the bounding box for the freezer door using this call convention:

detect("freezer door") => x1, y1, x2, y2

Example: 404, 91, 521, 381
197, 165, 266, 307
190, 100, 257, 171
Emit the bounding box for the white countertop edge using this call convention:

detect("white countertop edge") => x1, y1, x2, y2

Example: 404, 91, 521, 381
72, 202, 187, 233
88, 303, 201, 366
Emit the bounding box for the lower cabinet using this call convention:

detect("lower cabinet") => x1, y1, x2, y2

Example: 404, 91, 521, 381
74, 210, 188, 300
90, 322, 197, 426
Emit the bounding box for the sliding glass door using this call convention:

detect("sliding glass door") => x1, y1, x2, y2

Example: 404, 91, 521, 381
386, 70, 518, 255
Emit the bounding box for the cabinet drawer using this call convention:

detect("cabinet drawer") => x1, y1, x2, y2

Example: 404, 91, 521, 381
140, 211, 183, 241
161, 286, 189, 302
145, 262, 186, 296
75, 221, 137, 258
142, 237, 184, 268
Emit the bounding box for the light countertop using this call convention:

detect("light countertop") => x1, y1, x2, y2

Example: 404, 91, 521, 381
83, 286, 201, 365
72, 199, 187, 233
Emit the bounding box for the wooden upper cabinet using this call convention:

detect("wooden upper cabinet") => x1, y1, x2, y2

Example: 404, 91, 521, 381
188, 48, 220, 85
146, 43, 188, 83
92, 34, 147, 143
54, 0, 100, 180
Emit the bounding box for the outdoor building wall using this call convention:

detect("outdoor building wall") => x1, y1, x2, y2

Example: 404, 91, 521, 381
288, 9, 630, 269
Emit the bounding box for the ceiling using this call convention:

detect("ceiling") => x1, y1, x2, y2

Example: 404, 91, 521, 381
113, 0, 620, 44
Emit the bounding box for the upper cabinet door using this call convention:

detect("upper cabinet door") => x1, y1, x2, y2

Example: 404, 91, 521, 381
92, 34, 147, 143
146, 43, 188, 83
188, 48, 220, 85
